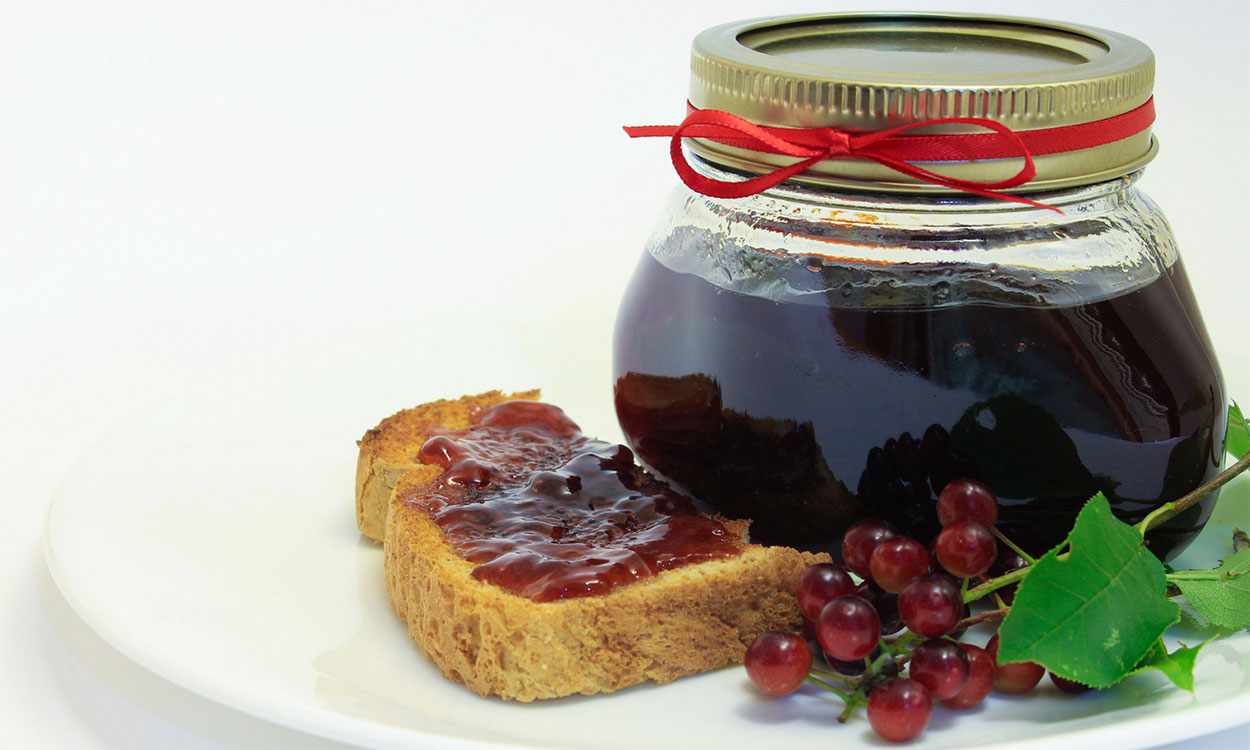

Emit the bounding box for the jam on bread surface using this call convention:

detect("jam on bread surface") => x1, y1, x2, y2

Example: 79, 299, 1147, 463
406, 400, 741, 602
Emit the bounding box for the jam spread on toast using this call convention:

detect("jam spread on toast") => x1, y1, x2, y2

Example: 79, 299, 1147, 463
407, 400, 740, 602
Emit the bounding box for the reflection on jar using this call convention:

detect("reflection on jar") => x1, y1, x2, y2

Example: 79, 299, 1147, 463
614, 248, 1225, 560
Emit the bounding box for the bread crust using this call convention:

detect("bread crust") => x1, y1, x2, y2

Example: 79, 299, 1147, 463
364, 391, 829, 701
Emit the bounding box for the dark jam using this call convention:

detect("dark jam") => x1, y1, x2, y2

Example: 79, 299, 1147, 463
405, 400, 740, 602
613, 253, 1226, 560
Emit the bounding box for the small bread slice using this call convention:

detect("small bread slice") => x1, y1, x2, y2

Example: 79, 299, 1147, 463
366, 392, 828, 701
355, 389, 539, 541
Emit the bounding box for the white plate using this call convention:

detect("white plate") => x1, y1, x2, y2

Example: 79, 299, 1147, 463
44, 312, 1250, 750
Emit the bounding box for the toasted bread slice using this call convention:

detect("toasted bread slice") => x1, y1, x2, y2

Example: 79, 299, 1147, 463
355, 389, 540, 541
365, 392, 828, 701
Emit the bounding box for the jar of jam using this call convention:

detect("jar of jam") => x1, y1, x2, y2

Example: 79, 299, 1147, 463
614, 13, 1227, 560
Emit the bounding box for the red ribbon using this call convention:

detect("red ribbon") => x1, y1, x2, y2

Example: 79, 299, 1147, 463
624, 98, 1155, 212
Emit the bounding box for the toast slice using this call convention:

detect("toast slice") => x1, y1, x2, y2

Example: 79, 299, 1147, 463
360, 392, 828, 701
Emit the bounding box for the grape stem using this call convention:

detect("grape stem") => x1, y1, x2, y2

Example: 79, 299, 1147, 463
1136, 452, 1250, 535
992, 526, 1037, 564
836, 648, 900, 722
804, 673, 853, 703
808, 664, 858, 689
963, 565, 1030, 603
953, 606, 1010, 631
837, 685, 865, 723
1165, 566, 1246, 582
1234, 525, 1249, 554
882, 630, 920, 653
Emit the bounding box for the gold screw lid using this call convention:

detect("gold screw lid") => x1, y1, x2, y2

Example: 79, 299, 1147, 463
687, 12, 1157, 193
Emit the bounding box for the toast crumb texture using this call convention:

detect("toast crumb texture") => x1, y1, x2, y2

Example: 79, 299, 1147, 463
359, 391, 829, 701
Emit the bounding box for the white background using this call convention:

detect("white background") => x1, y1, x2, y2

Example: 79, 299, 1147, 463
3, 0, 1247, 747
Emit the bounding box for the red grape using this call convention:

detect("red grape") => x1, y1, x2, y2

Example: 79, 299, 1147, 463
935, 519, 997, 578
826, 645, 883, 676
898, 574, 963, 637
987, 634, 1045, 694
867, 678, 933, 742
826, 654, 867, 676
857, 581, 903, 635
946, 602, 973, 641
936, 478, 998, 526
908, 638, 970, 700
816, 596, 881, 663
869, 537, 930, 593
745, 631, 813, 696
796, 563, 856, 621
841, 519, 897, 580
941, 643, 995, 710
1049, 671, 1094, 694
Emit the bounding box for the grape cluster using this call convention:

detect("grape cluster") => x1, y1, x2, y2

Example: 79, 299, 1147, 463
745, 478, 1083, 743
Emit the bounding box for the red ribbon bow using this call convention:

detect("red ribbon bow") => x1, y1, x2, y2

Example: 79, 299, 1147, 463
624, 99, 1155, 212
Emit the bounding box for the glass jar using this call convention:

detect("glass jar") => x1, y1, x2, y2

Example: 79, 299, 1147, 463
614, 13, 1226, 560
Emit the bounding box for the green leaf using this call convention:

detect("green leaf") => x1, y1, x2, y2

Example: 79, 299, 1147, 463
1128, 637, 1209, 692
997, 493, 1180, 688
1228, 402, 1249, 459
1132, 638, 1167, 669
1171, 548, 1250, 630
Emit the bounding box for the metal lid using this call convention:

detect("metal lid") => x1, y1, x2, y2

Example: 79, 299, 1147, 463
688, 12, 1156, 193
